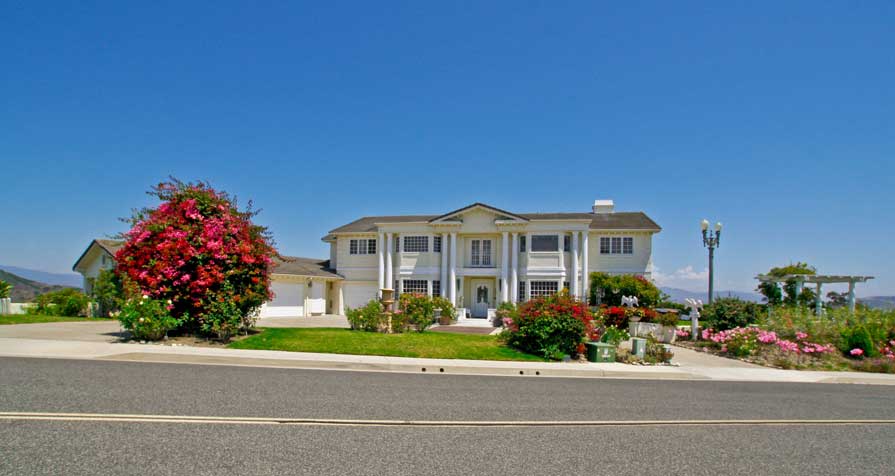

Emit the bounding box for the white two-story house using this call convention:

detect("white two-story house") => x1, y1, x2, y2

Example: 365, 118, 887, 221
324, 200, 660, 323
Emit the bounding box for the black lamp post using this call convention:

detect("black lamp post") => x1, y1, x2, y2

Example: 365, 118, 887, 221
701, 219, 722, 304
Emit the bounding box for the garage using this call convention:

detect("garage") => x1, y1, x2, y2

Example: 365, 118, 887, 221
260, 280, 306, 317
342, 283, 378, 310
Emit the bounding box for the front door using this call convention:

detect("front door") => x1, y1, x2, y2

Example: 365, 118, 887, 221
471, 280, 493, 318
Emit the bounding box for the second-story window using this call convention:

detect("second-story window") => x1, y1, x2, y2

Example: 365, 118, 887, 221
433, 236, 442, 253
470, 239, 492, 266
531, 235, 559, 252
520, 236, 526, 252
600, 236, 634, 255
403, 236, 428, 253
563, 235, 571, 252
349, 239, 376, 255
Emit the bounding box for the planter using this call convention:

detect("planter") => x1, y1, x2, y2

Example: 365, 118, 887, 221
629, 322, 676, 343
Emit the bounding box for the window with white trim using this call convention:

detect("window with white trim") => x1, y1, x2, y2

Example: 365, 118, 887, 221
349, 239, 376, 255
563, 281, 570, 292
433, 236, 442, 253
518, 281, 526, 302
520, 236, 526, 252
470, 239, 492, 266
530, 281, 559, 298
403, 236, 428, 253
432, 280, 441, 297
600, 236, 634, 255
531, 235, 559, 252
402, 279, 428, 295
563, 235, 571, 252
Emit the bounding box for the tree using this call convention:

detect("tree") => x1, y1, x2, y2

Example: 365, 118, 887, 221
826, 291, 848, 308
588, 273, 661, 307
0, 280, 11, 299
90, 269, 124, 317
116, 179, 277, 339
756, 262, 816, 307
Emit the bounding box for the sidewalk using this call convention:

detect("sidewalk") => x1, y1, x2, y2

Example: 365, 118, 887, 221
2, 335, 895, 385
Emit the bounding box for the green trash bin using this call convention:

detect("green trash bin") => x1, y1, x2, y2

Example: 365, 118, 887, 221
586, 342, 617, 363
631, 337, 647, 359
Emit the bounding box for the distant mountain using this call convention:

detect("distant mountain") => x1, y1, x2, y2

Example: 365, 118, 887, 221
0, 269, 73, 302
0, 265, 82, 289
660, 287, 763, 304
859, 296, 895, 310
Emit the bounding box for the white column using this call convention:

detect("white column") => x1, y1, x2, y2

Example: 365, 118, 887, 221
440, 232, 448, 297
385, 233, 393, 289
500, 231, 509, 303
525, 280, 531, 302
571, 231, 579, 298
427, 280, 432, 297
511, 232, 519, 302
581, 231, 589, 304
377, 232, 385, 291
449, 232, 457, 306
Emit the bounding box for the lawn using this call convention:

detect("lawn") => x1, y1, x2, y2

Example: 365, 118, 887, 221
229, 327, 545, 361
0, 315, 113, 325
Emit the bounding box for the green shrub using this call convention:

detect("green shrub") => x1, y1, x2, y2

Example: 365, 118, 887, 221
589, 273, 661, 307
501, 292, 595, 359
90, 269, 124, 317
31, 288, 91, 317
399, 293, 435, 332
432, 296, 457, 321
644, 337, 674, 364
117, 295, 183, 340
346, 299, 385, 332
600, 326, 630, 347
840, 326, 878, 358
703, 297, 762, 331
200, 282, 253, 341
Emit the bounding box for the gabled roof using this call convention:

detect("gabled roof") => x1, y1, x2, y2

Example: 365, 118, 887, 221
72, 239, 124, 272
428, 202, 529, 223
325, 205, 661, 234
272, 256, 342, 279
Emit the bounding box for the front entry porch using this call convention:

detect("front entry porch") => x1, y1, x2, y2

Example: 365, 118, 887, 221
456, 277, 499, 327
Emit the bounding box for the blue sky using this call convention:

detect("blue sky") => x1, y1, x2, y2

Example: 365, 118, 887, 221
1, 1, 893, 296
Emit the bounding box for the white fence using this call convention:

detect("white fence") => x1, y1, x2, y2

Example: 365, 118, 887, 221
0, 299, 32, 315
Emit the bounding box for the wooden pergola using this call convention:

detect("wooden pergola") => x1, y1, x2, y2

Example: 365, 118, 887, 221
755, 274, 874, 314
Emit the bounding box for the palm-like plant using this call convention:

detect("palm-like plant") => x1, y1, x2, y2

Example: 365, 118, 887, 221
0, 280, 11, 299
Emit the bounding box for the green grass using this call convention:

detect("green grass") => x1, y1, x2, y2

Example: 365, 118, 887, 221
0, 315, 113, 325
229, 327, 545, 361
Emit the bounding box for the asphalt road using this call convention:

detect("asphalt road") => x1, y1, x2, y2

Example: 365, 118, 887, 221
2, 357, 895, 475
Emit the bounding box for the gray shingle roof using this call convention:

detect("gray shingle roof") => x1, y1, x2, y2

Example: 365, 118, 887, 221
326, 207, 661, 234
272, 256, 342, 279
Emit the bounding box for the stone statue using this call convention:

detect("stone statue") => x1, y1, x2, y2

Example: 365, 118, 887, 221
685, 298, 703, 341
621, 295, 639, 308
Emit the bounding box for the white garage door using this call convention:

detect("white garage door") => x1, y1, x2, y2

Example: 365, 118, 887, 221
260, 281, 305, 317
342, 283, 378, 311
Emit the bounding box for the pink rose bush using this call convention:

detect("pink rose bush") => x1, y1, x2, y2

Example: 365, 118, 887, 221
700, 327, 835, 359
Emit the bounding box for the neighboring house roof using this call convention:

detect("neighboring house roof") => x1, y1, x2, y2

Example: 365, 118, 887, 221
272, 256, 342, 279
325, 203, 661, 235
72, 239, 124, 272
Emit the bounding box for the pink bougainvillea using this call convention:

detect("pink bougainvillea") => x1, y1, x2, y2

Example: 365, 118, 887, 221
116, 179, 277, 336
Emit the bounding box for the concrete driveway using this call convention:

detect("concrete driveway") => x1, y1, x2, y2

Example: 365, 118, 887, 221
255, 314, 349, 328
0, 321, 126, 343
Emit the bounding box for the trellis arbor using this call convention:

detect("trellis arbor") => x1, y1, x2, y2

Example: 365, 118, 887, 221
755, 274, 874, 314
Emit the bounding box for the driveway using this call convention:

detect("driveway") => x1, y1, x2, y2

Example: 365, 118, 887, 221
255, 314, 349, 328
0, 321, 126, 343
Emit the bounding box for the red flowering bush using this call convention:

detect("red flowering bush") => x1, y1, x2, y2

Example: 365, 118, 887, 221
115, 179, 277, 339
501, 291, 595, 359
